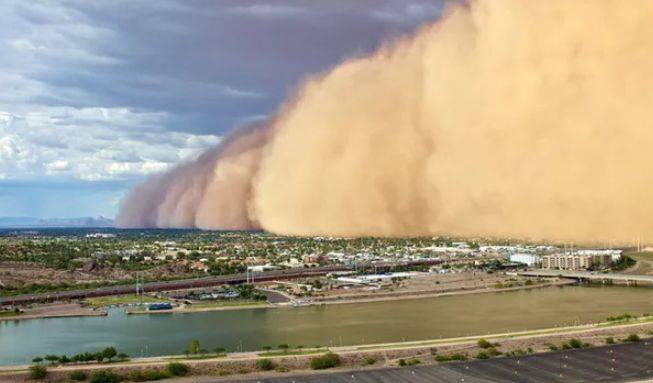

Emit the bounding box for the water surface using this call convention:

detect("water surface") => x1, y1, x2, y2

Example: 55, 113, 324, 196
1, 285, 652, 365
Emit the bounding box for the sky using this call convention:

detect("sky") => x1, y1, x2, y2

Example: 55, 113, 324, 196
0, 0, 449, 219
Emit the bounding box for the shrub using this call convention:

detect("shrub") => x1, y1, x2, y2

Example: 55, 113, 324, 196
217, 369, 230, 376
69, 370, 87, 381
505, 349, 526, 357
436, 353, 467, 362
605, 337, 615, 344
477, 339, 492, 349
363, 357, 376, 365
128, 369, 171, 381
475, 352, 489, 359
89, 370, 121, 383
398, 359, 407, 366
625, 334, 641, 342
275, 365, 289, 373
547, 344, 559, 351
607, 313, 633, 322
32, 357, 43, 364
568, 338, 583, 349
486, 347, 501, 357
257, 358, 274, 371
167, 362, 190, 376
310, 352, 341, 370
29, 365, 47, 380
406, 359, 421, 366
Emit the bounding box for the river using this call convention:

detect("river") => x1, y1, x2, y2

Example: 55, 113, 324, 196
1, 285, 652, 366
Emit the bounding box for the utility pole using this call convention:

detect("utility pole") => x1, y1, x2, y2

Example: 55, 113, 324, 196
135, 272, 143, 305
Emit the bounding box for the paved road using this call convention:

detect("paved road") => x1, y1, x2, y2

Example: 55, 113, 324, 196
231, 342, 653, 383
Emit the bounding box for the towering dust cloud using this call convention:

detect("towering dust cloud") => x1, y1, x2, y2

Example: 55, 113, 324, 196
117, 0, 653, 243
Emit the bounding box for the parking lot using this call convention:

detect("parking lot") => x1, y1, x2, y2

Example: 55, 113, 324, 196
233, 341, 653, 383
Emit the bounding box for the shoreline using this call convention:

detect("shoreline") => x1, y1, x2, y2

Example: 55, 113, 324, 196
0, 303, 107, 322
124, 278, 576, 315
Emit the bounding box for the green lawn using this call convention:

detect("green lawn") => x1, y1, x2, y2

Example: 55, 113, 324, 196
84, 294, 167, 308
186, 300, 267, 309
0, 311, 21, 318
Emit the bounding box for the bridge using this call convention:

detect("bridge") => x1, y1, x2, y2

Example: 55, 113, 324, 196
518, 269, 653, 285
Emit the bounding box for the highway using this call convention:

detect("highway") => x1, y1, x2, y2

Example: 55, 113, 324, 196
0, 259, 442, 306
518, 269, 653, 284
232, 341, 653, 383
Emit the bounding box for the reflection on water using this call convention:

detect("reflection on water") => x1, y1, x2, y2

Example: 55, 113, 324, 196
1, 285, 652, 365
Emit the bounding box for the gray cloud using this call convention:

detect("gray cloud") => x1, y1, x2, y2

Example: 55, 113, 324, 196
0, 0, 450, 216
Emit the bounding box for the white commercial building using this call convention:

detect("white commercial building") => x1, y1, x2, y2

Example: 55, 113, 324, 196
509, 253, 541, 267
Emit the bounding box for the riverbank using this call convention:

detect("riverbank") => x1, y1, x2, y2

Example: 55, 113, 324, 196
125, 278, 576, 316
0, 303, 106, 322
2, 314, 653, 382
309, 278, 575, 306
126, 300, 271, 315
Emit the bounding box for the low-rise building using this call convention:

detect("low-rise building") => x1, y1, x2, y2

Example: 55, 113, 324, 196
540, 253, 612, 270
509, 253, 540, 267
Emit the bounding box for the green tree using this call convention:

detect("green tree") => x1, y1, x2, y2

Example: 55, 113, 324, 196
102, 347, 118, 361
189, 339, 201, 355
44, 355, 60, 365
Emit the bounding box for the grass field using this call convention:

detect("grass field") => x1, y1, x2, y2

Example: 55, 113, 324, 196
185, 299, 267, 309
84, 294, 167, 308
0, 311, 21, 318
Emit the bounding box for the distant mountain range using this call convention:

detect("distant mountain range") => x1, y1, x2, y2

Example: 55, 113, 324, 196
0, 216, 114, 228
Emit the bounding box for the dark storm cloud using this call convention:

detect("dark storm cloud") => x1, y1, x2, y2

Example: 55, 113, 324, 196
0, 0, 450, 217
24, 0, 450, 135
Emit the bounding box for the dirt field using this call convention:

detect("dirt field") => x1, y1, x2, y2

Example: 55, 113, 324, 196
312, 271, 553, 303
0, 260, 191, 290
624, 252, 653, 275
